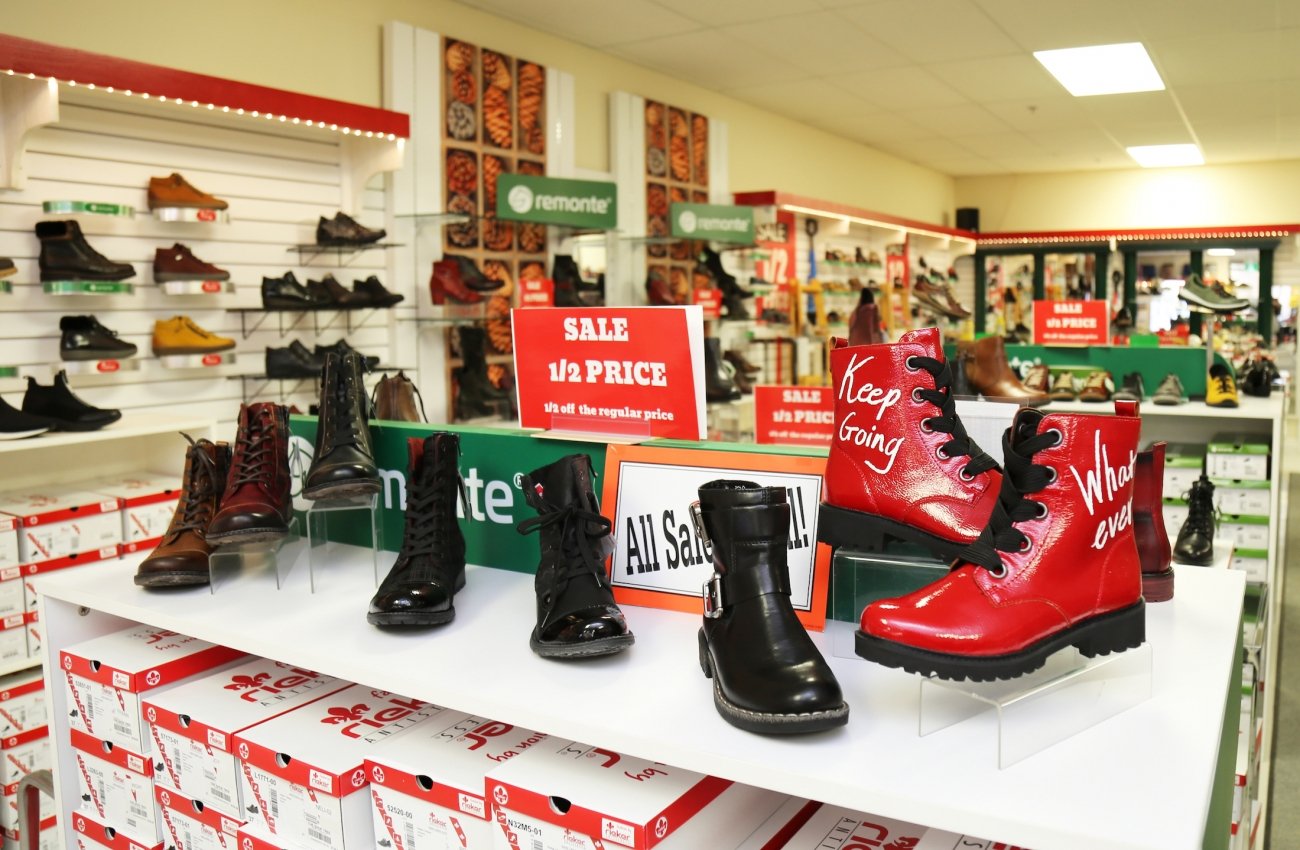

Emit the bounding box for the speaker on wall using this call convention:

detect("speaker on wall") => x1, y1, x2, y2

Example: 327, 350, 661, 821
956, 207, 980, 232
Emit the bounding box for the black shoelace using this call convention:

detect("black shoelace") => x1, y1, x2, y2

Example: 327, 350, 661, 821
230, 409, 275, 490
958, 424, 1061, 575
517, 503, 612, 585
909, 355, 999, 479
1214, 373, 1235, 394
1184, 482, 1218, 537
323, 367, 366, 453
169, 436, 219, 541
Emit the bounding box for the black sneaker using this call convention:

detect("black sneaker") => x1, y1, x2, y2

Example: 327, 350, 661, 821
1152, 373, 1185, 405
0, 396, 51, 440
1113, 372, 1144, 402
22, 371, 121, 431
59, 315, 138, 361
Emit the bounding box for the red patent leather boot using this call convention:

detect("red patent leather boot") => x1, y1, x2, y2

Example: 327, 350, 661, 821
429, 259, 482, 305
857, 401, 1145, 680
207, 403, 293, 545
819, 327, 1002, 560
1134, 441, 1173, 602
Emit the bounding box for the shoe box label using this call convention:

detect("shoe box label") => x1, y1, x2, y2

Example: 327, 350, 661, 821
71, 811, 162, 850
237, 758, 369, 850
0, 578, 23, 621
1163, 467, 1202, 499
1231, 548, 1269, 583
0, 725, 48, 790
154, 784, 241, 850
84, 474, 181, 549
24, 612, 38, 661
1207, 436, 1269, 482
1211, 480, 1271, 517
0, 669, 45, 736
0, 793, 54, 844
370, 784, 490, 850
72, 728, 159, 844
0, 486, 124, 565
0, 615, 32, 668
1220, 515, 1271, 551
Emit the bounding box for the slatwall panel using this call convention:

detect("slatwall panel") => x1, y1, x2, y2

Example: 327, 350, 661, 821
0, 97, 409, 437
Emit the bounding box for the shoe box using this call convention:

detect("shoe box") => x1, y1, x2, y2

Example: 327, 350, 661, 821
1211, 478, 1271, 517
1219, 514, 1271, 552
154, 783, 242, 850
484, 739, 788, 850
0, 725, 52, 838
1162, 442, 1206, 496
71, 810, 162, 850
143, 657, 349, 818
60, 624, 245, 752
777, 802, 1014, 849
1206, 434, 1270, 482
1, 815, 57, 850
72, 727, 158, 844
365, 712, 548, 849
235, 821, 284, 850
0, 519, 16, 575
0, 615, 32, 667
0, 669, 46, 736
1231, 548, 1269, 583
0, 485, 123, 571
84, 473, 181, 554
234, 684, 448, 850
735, 797, 818, 849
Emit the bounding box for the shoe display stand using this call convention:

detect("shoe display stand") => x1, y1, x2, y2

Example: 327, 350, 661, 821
159, 279, 235, 296
40, 280, 134, 295
289, 241, 403, 265
151, 206, 230, 225
206, 518, 301, 592
156, 351, 237, 369
0, 280, 12, 295
304, 494, 388, 592
226, 307, 387, 340
55, 357, 141, 375
40, 200, 134, 218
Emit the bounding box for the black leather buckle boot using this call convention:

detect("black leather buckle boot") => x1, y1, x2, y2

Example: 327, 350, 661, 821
304, 350, 380, 500
693, 480, 848, 734
704, 338, 741, 403
518, 454, 634, 659
369, 433, 466, 626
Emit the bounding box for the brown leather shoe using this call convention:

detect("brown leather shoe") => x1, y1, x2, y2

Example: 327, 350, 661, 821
148, 173, 228, 210
723, 349, 761, 377
153, 244, 230, 282
207, 403, 292, 545
957, 335, 1048, 406
913, 278, 970, 319
1049, 371, 1077, 401
135, 437, 231, 587
1023, 363, 1051, 394
1078, 370, 1112, 402
429, 259, 482, 305
373, 372, 425, 422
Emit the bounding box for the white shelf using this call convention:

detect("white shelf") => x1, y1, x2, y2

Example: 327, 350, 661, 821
0, 412, 215, 454
0, 657, 39, 679
37, 552, 1245, 850
1045, 394, 1283, 422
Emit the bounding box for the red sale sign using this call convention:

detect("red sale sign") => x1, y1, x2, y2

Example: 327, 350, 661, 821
692, 287, 721, 320
755, 210, 795, 285
1033, 300, 1109, 346
519, 277, 554, 308
753, 385, 834, 446
511, 306, 706, 440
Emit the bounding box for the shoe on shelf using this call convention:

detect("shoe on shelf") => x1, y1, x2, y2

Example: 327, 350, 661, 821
153, 244, 230, 282
705, 338, 741, 403
552, 255, 602, 307
1206, 363, 1239, 408
1179, 274, 1249, 313
1239, 356, 1278, 398
316, 212, 385, 246
36, 220, 135, 282
22, 370, 120, 431
646, 270, 675, 306
0, 258, 14, 279
847, 289, 884, 347
1113, 372, 1144, 402
352, 276, 404, 308
1048, 371, 1076, 401
914, 277, 970, 319
314, 339, 378, 371
262, 272, 323, 310
957, 335, 1048, 406
452, 327, 509, 421
152, 316, 237, 356
429, 259, 483, 305
1023, 364, 1051, 396
148, 173, 228, 210
134, 436, 231, 587
0, 396, 51, 440
372, 371, 425, 422
700, 247, 752, 300
308, 274, 368, 309
1135, 442, 1174, 601
1152, 373, 1185, 405
304, 350, 381, 500
1173, 475, 1216, 566
723, 349, 761, 377
265, 341, 323, 379
721, 290, 750, 321
449, 255, 503, 293
1077, 370, 1112, 402
207, 403, 292, 545
60, 315, 138, 361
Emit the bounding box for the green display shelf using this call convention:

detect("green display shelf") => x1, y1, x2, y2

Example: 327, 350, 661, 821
42, 280, 135, 295
0, 281, 11, 295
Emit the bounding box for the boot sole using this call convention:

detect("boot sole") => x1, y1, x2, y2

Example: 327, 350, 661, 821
1174, 551, 1214, 566
698, 630, 849, 734
206, 527, 289, 546
155, 273, 231, 282
1142, 569, 1175, 603
61, 350, 136, 361
0, 428, 50, 440
818, 503, 967, 561
134, 571, 210, 588
303, 479, 382, 501
530, 627, 634, 659
153, 345, 237, 355
41, 271, 135, 281
854, 600, 1146, 682
368, 609, 455, 627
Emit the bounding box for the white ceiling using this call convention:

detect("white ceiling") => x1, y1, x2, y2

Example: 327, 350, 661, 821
454, 0, 1300, 176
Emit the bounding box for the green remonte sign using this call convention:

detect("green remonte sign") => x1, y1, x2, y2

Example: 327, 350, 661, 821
669, 202, 754, 244
496, 174, 617, 228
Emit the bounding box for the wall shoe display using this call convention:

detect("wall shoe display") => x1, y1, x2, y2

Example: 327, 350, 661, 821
1113, 372, 1144, 402
731, 363, 753, 395
207, 402, 292, 545
316, 211, 385, 245
372, 371, 424, 422
453, 327, 510, 419
0, 396, 51, 440
517, 454, 634, 659
1023, 364, 1051, 396
60, 315, 138, 361
721, 290, 750, 321
1152, 373, 1185, 405
152, 316, 237, 355
0, 258, 15, 278
723, 349, 761, 378
705, 338, 742, 403
913, 277, 970, 319
1206, 364, 1239, 408
304, 351, 380, 500
134, 437, 231, 587
148, 173, 228, 210
315, 339, 379, 371
153, 243, 230, 282
1178, 274, 1249, 313
352, 275, 404, 307
857, 403, 1145, 681
1048, 372, 1077, 401
22, 370, 121, 431
957, 336, 1048, 406
429, 258, 484, 305
700, 247, 752, 299
36, 220, 135, 281
694, 480, 848, 734
309, 274, 369, 309
646, 270, 675, 306
847, 290, 884, 347
451, 255, 504, 292
552, 255, 601, 307
1173, 475, 1216, 566
368, 433, 465, 626
1078, 371, 1112, 403
1134, 442, 1174, 602
1239, 355, 1278, 398
265, 341, 323, 379
821, 327, 1001, 560
262, 272, 323, 310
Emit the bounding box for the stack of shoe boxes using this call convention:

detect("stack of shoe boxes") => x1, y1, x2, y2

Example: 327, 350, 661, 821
1207, 433, 1272, 583
0, 668, 54, 850
772, 802, 1024, 849
82, 473, 182, 557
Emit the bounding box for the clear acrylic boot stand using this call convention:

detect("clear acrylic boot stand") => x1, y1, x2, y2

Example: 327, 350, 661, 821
304, 494, 384, 593
207, 517, 301, 593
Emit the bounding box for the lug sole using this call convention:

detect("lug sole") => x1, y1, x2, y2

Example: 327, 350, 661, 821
61, 350, 136, 361
698, 630, 848, 734
854, 600, 1146, 682
303, 478, 382, 501
1142, 569, 1175, 603
818, 502, 967, 561
530, 627, 634, 659
134, 571, 210, 588
367, 608, 455, 627
206, 527, 289, 546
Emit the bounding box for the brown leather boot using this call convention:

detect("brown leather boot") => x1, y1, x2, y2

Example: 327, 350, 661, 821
207, 403, 292, 545
957, 335, 1048, 406
148, 173, 228, 210
429, 259, 482, 305
373, 372, 424, 422
1078, 371, 1112, 402
134, 437, 231, 587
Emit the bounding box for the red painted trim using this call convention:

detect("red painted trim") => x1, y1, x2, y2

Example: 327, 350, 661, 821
975, 224, 1300, 246
0, 34, 409, 138
733, 190, 977, 239
761, 801, 822, 850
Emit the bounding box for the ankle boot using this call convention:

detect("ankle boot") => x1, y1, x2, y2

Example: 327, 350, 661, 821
704, 338, 741, 403
454, 328, 510, 420
305, 351, 380, 500
207, 403, 293, 545
1173, 475, 1215, 566
517, 454, 633, 658
721, 290, 750, 321
857, 402, 1145, 680
700, 247, 751, 299
135, 437, 231, 587
59, 315, 138, 361
451, 255, 504, 293
951, 347, 977, 397
646, 271, 675, 306
847, 290, 883, 347
694, 481, 848, 734
550, 255, 587, 308
22, 370, 121, 431
1134, 442, 1173, 601
368, 434, 465, 626
429, 259, 483, 305
372, 371, 424, 422
956, 336, 1048, 406
723, 349, 761, 377
820, 327, 1001, 560
36, 220, 135, 281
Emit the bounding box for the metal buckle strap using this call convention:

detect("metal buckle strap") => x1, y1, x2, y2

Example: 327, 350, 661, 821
702, 573, 725, 619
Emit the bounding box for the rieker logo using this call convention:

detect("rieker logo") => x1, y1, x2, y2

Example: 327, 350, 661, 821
372, 765, 385, 783
76, 816, 85, 832
351, 768, 366, 788
63, 656, 72, 670
677, 210, 697, 234
655, 816, 668, 839
238, 743, 249, 759
507, 184, 534, 215
146, 669, 162, 686
160, 790, 171, 806
493, 785, 508, 805
147, 707, 156, 722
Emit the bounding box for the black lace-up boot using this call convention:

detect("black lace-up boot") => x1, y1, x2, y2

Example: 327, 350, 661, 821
135, 436, 231, 586
369, 433, 465, 626
518, 454, 634, 659
1173, 475, 1216, 566
304, 351, 380, 500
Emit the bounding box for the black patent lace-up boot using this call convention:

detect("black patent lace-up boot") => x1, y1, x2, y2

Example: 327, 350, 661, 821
304, 351, 380, 500
1173, 475, 1216, 566
518, 454, 634, 659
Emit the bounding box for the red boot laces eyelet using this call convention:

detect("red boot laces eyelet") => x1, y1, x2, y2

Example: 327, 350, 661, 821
912, 387, 926, 403
988, 564, 1008, 579
935, 445, 950, 461
1018, 537, 1034, 554
1044, 467, 1058, 484
905, 356, 921, 372
919, 418, 935, 434
958, 466, 975, 482
1032, 501, 1049, 520
1046, 428, 1064, 446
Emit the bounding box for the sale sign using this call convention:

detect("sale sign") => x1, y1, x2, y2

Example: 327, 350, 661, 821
511, 306, 706, 440
753, 385, 833, 446
601, 444, 830, 629
754, 210, 795, 285
1032, 300, 1109, 346
519, 277, 554, 307
692, 287, 721, 320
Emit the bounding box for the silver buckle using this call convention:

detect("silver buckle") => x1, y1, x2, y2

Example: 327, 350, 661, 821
689, 500, 709, 546
702, 573, 724, 619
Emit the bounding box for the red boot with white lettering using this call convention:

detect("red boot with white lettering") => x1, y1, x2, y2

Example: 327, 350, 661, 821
856, 402, 1145, 681
819, 327, 1002, 560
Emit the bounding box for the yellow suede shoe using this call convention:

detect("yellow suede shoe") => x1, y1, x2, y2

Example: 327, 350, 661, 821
152, 316, 236, 355
1206, 363, 1238, 408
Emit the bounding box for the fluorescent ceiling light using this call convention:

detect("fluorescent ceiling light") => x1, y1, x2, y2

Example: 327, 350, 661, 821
1034, 43, 1164, 96
1207, 248, 1236, 257
1126, 144, 1204, 168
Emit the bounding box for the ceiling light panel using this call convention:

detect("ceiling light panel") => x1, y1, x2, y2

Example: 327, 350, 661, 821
1126, 144, 1204, 167
1034, 42, 1165, 96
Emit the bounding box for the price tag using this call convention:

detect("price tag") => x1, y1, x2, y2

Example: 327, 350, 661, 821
519, 278, 554, 308
1033, 300, 1109, 345
692, 288, 721, 320
755, 210, 795, 285
753, 385, 833, 446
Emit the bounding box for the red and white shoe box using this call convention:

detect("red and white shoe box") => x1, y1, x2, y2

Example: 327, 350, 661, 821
72, 728, 159, 844
61, 625, 246, 752
144, 658, 349, 818
0, 616, 33, 667
235, 821, 285, 850
366, 713, 548, 849
234, 684, 447, 850
70, 810, 162, 850
779, 803, 1019, 850
154, 783, 242, 850
1, 815, 57, 850
0, 669, 46, 737
85, 474, 180, 554
735, 797, 820, 850
0, 486, 123, 569
0, 519, 17, 573
0, 726, 52, 838
485, 740, 787, 850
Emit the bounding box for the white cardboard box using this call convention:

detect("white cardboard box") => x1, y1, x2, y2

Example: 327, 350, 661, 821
1, 815, 57, 850
0, 615, 32, 669
0, 791, 53, 842
235, 821, 285, 850
85, 473, 181, 554
780, 803, 1015, 849
0, 726, 48, 791
0, 575, 23, 621
61, 625, 245, 752
145, 658, 350, 818
24, 611, 39, 661
366, 713, 548, 850
72, 728, 158, 844
0, 668, 46, 737
0, 519, 17, 573
154, 783, 243, 850
1211, 480, 1271, 517
735, 797, 819, 850
1219, 515, 1271, 551
0, 485, 123, 567
70, 810, 162, 850
234, 685, 447, 850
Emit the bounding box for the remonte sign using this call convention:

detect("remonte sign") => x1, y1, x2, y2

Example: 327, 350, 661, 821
496, 173, 618, 229
669, 202, 754, 244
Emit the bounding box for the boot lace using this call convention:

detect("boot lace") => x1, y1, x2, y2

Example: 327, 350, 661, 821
1183, 481, 1218, 537
907, 355, 999, 479
323, 362, 367, 453
1213, 372, 1235, 395
958, 424, 1062, 576
400, 467, 464, 560
168, 435, 220, 541
517, 503, 613, 585
230, 408, 276, 490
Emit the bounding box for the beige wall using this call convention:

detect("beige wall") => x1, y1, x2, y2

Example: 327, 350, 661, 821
3, 0, 955, 223
956, 160, 1300, 232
